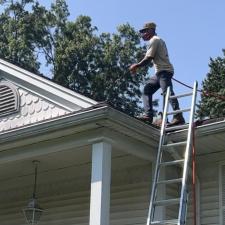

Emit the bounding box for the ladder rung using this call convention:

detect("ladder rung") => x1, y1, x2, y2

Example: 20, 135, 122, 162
160, 159, 184, 166
162, 141, 187, 149
157, 178, 182, 185
151, 219, 178, 224
170, 92, 192, 99
167, 108, 191, 115
165, 124, 189, 132
154, 198, 180, 206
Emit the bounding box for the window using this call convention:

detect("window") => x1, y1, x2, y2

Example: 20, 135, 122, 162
0, 81, 20, 117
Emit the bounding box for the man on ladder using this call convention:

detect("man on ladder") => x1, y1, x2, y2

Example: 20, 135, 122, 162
129, 22, 185, 126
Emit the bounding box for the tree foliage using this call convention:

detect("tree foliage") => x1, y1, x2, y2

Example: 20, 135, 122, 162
0, 0, 68, 72
53, 17, 146, 115
0, 0, 151, 116
197, 49, 225, 119
0, 0, 41, 72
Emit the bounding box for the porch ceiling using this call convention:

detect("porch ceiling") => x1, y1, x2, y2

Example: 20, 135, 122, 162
0, 141, 150, 204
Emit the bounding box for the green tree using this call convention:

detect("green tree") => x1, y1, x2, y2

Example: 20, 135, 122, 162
197, 49, 225, 119
0, 0, 42, 72
53, 16, 147, 116
0, 0, 68, 73
38, 0, 69, 69
53, 16, 99, 92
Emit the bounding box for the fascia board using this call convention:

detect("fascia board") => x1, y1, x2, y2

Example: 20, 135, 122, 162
195, 120, 225, 136
0, 59, 97, 110
106, 107, 160, 142
0, 106, 109, 144
167, 119, 225, 141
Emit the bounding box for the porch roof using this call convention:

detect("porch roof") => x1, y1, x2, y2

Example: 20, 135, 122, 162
1, 98, 225, 165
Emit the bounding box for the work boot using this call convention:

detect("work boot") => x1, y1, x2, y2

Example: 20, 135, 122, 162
168, 113, 185, 126
137, 113, 153, 124
152, 112, 163, 127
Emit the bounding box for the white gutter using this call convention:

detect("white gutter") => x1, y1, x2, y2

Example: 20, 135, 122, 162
196, 119, 225, 136
0, 106, 109, 143
0, 106, 159, 147
167, 119, 225, 140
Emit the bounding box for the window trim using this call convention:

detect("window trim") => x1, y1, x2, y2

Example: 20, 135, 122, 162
0, 81, 20, 117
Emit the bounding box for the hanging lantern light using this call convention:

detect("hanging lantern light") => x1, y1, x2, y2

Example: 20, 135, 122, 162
23, 160, 43, 224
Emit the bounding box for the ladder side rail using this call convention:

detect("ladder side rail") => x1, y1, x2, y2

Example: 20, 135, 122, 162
146, 87, 171, 225
178, 81, 198, 225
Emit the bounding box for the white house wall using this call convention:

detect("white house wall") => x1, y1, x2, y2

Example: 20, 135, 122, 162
198, 159, 220, 225
167, 156, 220, 225
0, 86, 70, 133
196, 142, 225, 225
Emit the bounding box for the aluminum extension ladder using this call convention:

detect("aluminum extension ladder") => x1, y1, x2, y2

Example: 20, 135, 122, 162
147, 81, 198, 225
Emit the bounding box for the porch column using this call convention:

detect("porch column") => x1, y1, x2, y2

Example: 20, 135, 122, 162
89, 142, 112, 225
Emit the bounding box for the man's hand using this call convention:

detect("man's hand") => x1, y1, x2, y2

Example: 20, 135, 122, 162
129, 64, 138, 74
129, 56, 152, 75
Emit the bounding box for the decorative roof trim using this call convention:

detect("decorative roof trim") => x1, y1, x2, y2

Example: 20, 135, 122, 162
0, 59, 97, 111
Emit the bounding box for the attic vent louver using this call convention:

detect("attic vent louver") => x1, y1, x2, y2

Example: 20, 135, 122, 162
0, 82, 19, 117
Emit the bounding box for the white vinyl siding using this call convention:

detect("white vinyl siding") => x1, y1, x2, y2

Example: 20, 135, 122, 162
199, 162, 219, 225
0, 155, 152, 225
220, 164, 225, 225
0, 183, 150, 225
